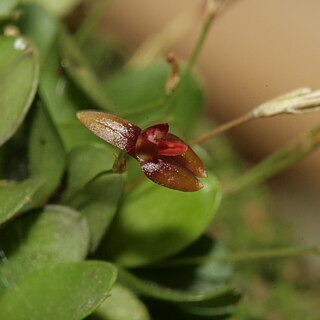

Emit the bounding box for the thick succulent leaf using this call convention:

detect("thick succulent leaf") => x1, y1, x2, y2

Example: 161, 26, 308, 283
0, 261, 117, 320
0, 205, 89, 293
58, 29, 114, 111
63, 143, 115, 200
40, 48, 103, 151
100, 173, 221, 266
0, 178, 43, 226
21, 0, 81, 16
105, 62, 203, 134
0, 35, 39, 146
141, 158, 203, 192
68, 173, 125, 252
89, 284, 151, 320
28, 104, 66, 207
17, 3, 58, 62
77, 111, 141, 156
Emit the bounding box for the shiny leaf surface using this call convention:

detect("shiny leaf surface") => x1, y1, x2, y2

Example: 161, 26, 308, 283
0, 261, 117, 320
0, 205, 89, 293
101, 174, 221, 266
0, 35, 39, 146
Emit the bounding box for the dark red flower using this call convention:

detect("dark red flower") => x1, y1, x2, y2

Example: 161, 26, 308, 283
76, 111, 207, 191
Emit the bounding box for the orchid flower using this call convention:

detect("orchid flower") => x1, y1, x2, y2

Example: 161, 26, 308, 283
76, 111, 207, 192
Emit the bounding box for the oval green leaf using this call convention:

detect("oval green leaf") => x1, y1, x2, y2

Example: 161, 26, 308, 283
40, 48, 103, 151
90, 284, 151, 320
102, 174, 221, 267
63, 144, 115, 200
28, 104, 66, 207
0, 205, 89, 293
68, 172, 125, 252
0, 178, 43, 226
0, 261, 117, 320
0, 35, 39, 146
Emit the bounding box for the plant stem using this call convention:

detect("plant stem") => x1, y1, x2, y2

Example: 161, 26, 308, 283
225, 124, 320, 194
191, 112, 253, 145
157, 245, 319, 267
186, 0, 230, 72
76, 0, 112, 45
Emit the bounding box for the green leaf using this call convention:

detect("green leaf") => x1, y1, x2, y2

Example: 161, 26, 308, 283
101, 174, 221, 267
58, 29, 114, 111
63, 144, 116, 200
17, 3, 58, 62
28, 104, 66, 206
69, 173, 126, 252
0, 35, 39, 146
0, 261, 117, 320
21, 0, 81, 16
0, 0, 18, 16
40, 47, 102, 151
105, 62, 203, 135
118, 268, 233, 303
0, 178, 43, 226
90, 284, 151, 320
0, 205, 89, 293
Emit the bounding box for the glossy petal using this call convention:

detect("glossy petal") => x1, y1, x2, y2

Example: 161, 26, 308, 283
77, 111, 141, 156
164, 134, 208, 178
141, 158, 203, 192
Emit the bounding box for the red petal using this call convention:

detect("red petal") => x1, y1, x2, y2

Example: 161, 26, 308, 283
144, 123, 169, 143
141, 158, 204, 192
164, 134, 208, 178
77, 111, 141, 156
158, 139, 188, 156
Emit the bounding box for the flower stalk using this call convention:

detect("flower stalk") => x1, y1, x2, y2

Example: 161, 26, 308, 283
192, 87, 320, 145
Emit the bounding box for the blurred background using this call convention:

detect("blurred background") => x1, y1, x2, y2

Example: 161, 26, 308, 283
100, 0, 320, 274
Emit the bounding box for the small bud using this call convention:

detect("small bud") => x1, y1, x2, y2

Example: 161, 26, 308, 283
165, 52, 180, 95
252, 88, 320, 118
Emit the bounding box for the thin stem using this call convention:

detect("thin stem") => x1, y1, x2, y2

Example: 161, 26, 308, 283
186, 0, 230, 72
191, 112, 253, 145
76, 0, 112, 45
225, 124, 320, 194
156, 245, 319, 268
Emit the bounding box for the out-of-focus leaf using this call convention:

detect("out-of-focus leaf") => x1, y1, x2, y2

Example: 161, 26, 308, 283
0, 261, 117, 320
102, 174, 221, 267
118, 268, 234, 303
63, 143, 115, 200
0, 205, 89, 293
0, 35, 39, 146
58, 29, 114, 111
105, 63, 204, 135
0, 178, 43, 226
21, 0, 80, 16
28, 104, 66, 207
69, 173, 125, 252
17, 3, 58, 62
40, 48, 102, 151
0, 0, 18, 16
90, 284, 151, 320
